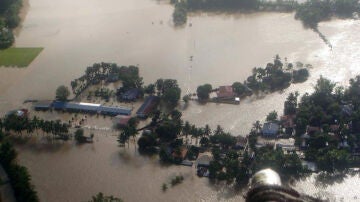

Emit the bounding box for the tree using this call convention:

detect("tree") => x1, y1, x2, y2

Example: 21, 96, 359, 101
89, 192, 123, 202
0, 25, 14, 49
55, 85, 70, 101
196, 84, 212, 100
232, 82, 246, 96
266, 111, 278, 122
284, 92, 299, 115
162, 86, 181, 107
0, 141, 17, 169
173, 2, 187, 26
74, 128, 86, 143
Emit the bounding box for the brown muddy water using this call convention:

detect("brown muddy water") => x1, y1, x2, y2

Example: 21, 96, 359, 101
1, 0, 360, 201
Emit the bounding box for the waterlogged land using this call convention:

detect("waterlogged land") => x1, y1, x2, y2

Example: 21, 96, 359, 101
0, 0, 360, 201
0, 48, 43, 67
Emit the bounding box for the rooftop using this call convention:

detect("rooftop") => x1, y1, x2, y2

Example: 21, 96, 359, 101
217, 86, 235, 98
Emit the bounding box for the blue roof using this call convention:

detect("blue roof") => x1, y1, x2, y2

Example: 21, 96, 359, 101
100, 106, 131, 115
66, 103, 99, 112
34, 101, 52, 109
52, 101, 131, 116
262, 122, 279, 136
52, 101, 67, 109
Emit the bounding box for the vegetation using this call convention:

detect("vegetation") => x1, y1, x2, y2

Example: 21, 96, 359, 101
196, 84, 212, 100
295, 0, 360, 28
70, 63, 143, 97
173, 1, 187, 26
291, 75, 360, 172
195, 55, 309, 103
245, 55, 309, 93
155, 79, 182, 107
266, 110, 278, 122
2, 114, 69, 139
0, 131, 39, 202
88, 192, 123, 202
170, 175, 184, 186
55, 85, 70, 101
118, 118, 138, 147
171, 0, 359, 30
0, 48, 43, 67
0, 0, 22, 49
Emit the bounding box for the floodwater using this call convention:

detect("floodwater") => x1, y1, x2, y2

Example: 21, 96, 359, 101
1, 0, 360, 201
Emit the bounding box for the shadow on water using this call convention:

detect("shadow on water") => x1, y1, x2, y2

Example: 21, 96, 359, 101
9, 135, 73, 153
314, 170, 360, 187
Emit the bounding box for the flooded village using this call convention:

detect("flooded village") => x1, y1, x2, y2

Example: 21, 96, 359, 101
1, 0, 360, 201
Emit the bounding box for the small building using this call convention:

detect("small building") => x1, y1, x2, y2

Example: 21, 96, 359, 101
262, 122, 280, 138
233, 136, 247, 150
280, 115, 296, 128
217, 86, 235, 99
33, 101, 52, 111
6, 109, 29, 118
114, 115, 132, 127
136, 96, 160, 118
121, 88, 141, 101
52, 101, 67, 110
341, 104, 353, 117
196, 153, 213, 167
300, 133, 310, 149
172, 147, 188, 160
275, 138, 296, 152
306, 125, 321, 135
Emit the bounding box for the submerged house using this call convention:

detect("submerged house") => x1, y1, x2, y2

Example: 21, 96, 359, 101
217, 86, 235, 99
34, 101, 53, 111
121, 88, 141, 101
262, 122, 280, 138
136, 96, 160, 118
114, 115, 132, 127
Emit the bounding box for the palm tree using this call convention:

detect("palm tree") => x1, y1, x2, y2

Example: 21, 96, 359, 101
204, 124, 211, 137
183, 121, 191, 144
252, 120, 262, 134
214, 125, 224, 136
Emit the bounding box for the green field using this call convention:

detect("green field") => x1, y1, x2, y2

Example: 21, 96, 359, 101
0, 47, 44, 67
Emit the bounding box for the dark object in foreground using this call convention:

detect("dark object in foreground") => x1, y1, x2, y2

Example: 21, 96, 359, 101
246, 169, 323, 202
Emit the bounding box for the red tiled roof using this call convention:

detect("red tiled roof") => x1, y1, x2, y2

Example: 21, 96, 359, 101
217, 86, 235, 98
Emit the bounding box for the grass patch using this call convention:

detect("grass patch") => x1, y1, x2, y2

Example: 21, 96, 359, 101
0, 47, 44, 67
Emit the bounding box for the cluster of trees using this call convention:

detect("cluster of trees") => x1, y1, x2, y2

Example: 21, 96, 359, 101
291, 75, 360, 172
208, 128, 307, 184
118, 118, 138, 147
295, 0, 360, 28
245, 55, 309, 93
195, 56, 309, 101
0, 131, 39, 202
196, 84, 212, 100
56, 85, 70, 101
185, 0, 260, 10
172, 1, 187, 26
88, 192, 123, 202
1, 114, 69, 139
70, 63, 143, 97
154, 79, 182, 107
0, 0, 22, 49
170, 0, 359, 31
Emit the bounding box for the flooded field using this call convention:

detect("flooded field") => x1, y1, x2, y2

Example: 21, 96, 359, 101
0, 0, 360, 201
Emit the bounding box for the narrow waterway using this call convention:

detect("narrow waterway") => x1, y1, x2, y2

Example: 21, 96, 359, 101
0, 0, 360, 201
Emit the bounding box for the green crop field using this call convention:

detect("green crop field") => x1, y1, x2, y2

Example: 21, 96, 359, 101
0, 47, 44, 67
